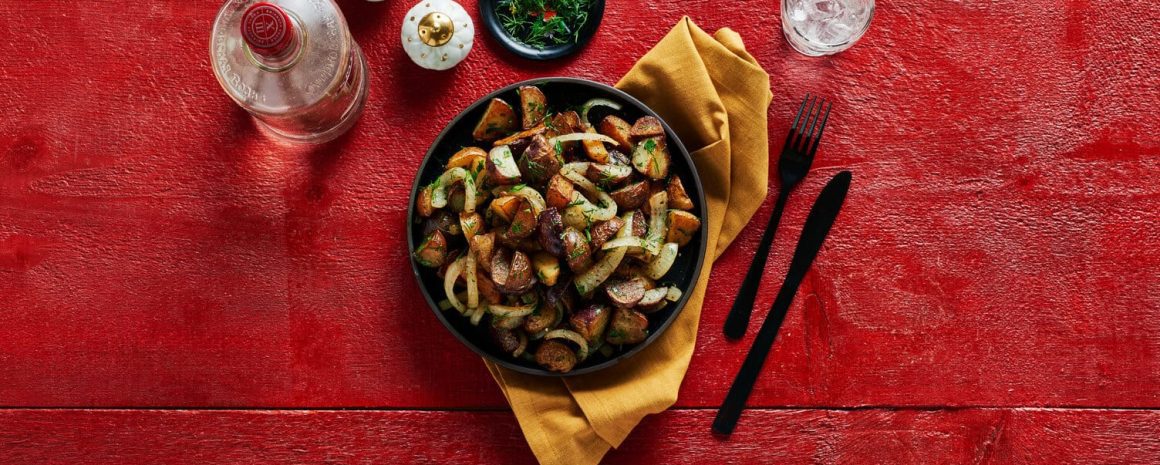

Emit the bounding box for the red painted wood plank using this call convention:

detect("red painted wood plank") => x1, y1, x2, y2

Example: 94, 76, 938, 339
0, 0, 1158, 409
1, 408, 1158, 464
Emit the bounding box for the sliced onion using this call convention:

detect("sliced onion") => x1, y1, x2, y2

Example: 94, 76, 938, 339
574, 211, 634, 296
488, 302, 537, 318
443, 256, 466, 313
558, 166, 616, 222
549, 132, 618, 146
492, 315, 526, 329
430, 167, 477, 213
580, 98, 623, 128
545, 329, 590, 361
469, 303, 486, 326
529, 328, 549, 340
646, 242, 679, 279
465, 251, 479, 310
437, 291, 468, 311
512, 331, 528, 358
665, 286, 683, 302
639, 287, 668, 306
492, 185, 546, 217
644, 191, 668, 254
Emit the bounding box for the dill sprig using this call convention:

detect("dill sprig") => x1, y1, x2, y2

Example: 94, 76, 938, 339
496, 0, 593, 50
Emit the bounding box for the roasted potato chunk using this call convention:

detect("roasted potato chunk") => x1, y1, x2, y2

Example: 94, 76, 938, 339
531, 252, 561, 286
490, 326, 522, 354
472, 98, 518, 141
609, 181, 649, 211
604, 277, 647, 307
666, 210, 701, 246
581, 128, 610, 163
570, 304, 611, 343
598, 115, 633, 149
608, 149, 631, 167
546, 174, 575, 210
424, 210, 461, 237
471, 233, 495, 273
585, 163, 633, 188
631, 136, 670, 181
606, 307, 649, 345
492, 249, 536, 294
629, 116, 664, 139
524, 298, 560, 334
562, 227, 594, 272
413, 230, 448, 268
519, 86, 548, 129
501, 202, 537, 242
519, 134, 562, 185
476, 272, 502, 304
459, 212, 483, 241
548, 110, 583, 155
447, 147, 487, 170
667, 176, 695, 210
535, 340, 577, 373
494, 124, 547, 147
631, 209, 648, 237
588, 217, 625, 250
416, 185, 435, 218
640, 182, 666, 216
536, 207, 565, 257
488, 195, 521, 224
487, 146, 522, 185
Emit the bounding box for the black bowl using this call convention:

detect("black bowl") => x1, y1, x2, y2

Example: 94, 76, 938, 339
477, 0, 605, 60
407, 77, 708, 377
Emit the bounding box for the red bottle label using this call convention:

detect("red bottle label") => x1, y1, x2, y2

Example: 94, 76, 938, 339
242, 3, 294, 57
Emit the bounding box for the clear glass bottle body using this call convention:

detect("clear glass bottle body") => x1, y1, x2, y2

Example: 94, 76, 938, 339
210, 0, 369, 143
781, 0, 875, 56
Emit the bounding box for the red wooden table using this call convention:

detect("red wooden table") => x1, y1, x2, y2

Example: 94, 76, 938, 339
2, 0, 1159, 463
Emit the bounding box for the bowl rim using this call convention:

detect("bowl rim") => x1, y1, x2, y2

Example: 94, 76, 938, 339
406, 77, 709, 377
476, 0, 606, 61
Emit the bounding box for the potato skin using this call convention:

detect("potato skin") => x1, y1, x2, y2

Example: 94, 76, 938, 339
606, 307, 649, 345
546, 175, 575, 210
413, 230, 448, 268
494, 124, 547, 147
598, 115, 634, 149
535, 340, 577, 373
631, 210, 648, 237
471, 232, 496, 273
604, 277, 647, 308
561, 227, 594, 272
588, 216, 625, 250
629, 116, 664, 139
488, 196, 521, 224
501, 202, 537, 243
447, 147, 487, 170
476, 272, 502, 304
472, 98, 519, 141
666, 210, 702, 247
520, 134, 562, 185
416, 185, 435, 218
609, 181, 649, 211
490, 326, 521, 354
667, 176, 695, 210
519, 86, 548, 129
523, 298, 559, 334
570, 304, 611, 343
536, 208, 566, 257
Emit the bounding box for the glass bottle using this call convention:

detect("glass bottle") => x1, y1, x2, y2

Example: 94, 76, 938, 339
210, 0, 369, 144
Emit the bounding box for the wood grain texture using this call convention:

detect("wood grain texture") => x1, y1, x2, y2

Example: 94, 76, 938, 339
1, 408, 1158, 464
0, 0, 1158, 412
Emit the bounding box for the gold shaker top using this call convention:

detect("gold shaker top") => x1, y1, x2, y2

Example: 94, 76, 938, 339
418, 12, 455, 47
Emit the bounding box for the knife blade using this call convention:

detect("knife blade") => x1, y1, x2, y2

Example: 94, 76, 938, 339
712, 170, 852, 435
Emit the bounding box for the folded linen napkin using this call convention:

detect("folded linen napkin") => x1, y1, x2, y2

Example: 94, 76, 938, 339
486, 17, 773, 465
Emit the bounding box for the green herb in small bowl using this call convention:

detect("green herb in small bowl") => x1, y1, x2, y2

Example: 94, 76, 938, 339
495, 0, 595, 50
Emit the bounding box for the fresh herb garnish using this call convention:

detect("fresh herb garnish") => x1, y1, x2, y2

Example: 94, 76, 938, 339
496, 0, 593, 50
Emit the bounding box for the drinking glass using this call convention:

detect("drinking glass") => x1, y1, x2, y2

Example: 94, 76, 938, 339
781, 0, 875, 56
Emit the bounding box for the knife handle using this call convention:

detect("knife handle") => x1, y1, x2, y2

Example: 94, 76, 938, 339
712, 259, 808, 435
723, 190, 790, 340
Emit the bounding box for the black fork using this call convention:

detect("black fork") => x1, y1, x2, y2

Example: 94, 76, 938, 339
723, 95, 831, 339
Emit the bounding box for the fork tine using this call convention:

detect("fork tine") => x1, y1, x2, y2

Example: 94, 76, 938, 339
806, 102, 832, 157
797, 97, 824, 151
790, 96, 818, 150
785, 95, 813, 147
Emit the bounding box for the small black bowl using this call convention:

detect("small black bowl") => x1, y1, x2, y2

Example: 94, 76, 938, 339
478, 0, 605, 60
407, 77, 708, 377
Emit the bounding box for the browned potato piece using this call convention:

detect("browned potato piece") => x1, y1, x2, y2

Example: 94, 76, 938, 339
494, 124, 547, 147
447, 147, 487, 170
416, 185, 435, 218
520, 134, 562, 185
447, 186, 466, 212
606, 307, 649, 345
562, 227, 593, 272
472, 98, 518, 141
436, 249, 462, 281
536, 207, 565, 256
640, 182, 666, 216
459, 212, 483, 241
535, 340, 577, 372
492, 249, 536, 294
609, 181, 649, 211
519, 86, 548, 129
629, 116, 664, 139
605, 277, 647, 307
666, 210, 702, 246
490, 326, 521, 354
581, 128, 610, 163
667, 176, 694, 210
570, 304, 611, 343
608, 149, 631, 167
413, 230, 448, 268
531, 252, 561, 286
631, 136, 670, 180
631, 209, 648, 237
588, 216, 625, 250
471, 232, 495, 273
488, 195, 521, 223
546, 175, 575, 210
524, 299, 559, 334
487, 146, 522, 185
598, 115, 633, 149
585, 163, 632, 188
548, 110, 583, 155
424, 210, 461, 237
476, 272, 502, 304
502, 202, 537, 241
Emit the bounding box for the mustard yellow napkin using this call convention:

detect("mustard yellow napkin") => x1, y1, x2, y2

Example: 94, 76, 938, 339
486, 17, 772, 465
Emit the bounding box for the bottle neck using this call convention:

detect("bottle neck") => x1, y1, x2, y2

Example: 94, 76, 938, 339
242, 2, 302, 70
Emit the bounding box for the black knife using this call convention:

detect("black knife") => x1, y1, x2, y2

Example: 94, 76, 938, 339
712, 170, 852, 435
